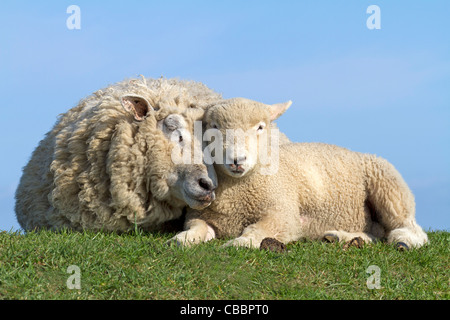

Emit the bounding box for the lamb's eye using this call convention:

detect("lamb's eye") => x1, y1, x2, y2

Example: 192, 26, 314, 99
212, 124, 218, 129
257, 123, 265, 132
179, 135, 183, 143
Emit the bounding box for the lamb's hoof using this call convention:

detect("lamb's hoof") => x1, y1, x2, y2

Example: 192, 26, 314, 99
396, 242, 409, 251
343, 237, 365, 250
166, 237, 188, 248
165, 239, 180, 247
323, 234, 339, 243
260, 238, 286, 253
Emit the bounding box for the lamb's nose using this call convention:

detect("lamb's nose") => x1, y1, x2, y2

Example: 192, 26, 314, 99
198, 178, 215, 192
234, 156, 246, 166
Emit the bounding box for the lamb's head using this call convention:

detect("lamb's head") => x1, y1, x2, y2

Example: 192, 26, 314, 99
204, 97, 292, 178
120, 95, 217, 210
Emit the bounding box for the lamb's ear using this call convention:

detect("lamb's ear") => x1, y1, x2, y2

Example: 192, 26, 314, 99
269, 100, 292, 121
185, 107, 205, 122
120, 95, 154, 121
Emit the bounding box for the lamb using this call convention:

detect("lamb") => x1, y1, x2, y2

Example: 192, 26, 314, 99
171, 97, 429, 250
15, 77, 221, 232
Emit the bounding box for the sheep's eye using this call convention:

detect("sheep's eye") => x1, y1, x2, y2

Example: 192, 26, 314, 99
179, 135, 183, 143
258, 125, 264, 130
212, 124, 218, 129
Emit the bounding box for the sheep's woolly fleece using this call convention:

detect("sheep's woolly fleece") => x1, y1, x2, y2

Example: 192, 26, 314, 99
15, 77, 222, 232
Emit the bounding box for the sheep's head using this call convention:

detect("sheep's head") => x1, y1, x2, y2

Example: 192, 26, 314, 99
204, 98, 291, 178
120, 94, 217, 210
159, 108, 218, 209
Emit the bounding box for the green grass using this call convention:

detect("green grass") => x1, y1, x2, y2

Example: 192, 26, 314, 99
0, 229, 448, 300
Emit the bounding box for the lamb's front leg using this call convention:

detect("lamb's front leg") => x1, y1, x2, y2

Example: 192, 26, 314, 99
223, 208, 302, 249
168, 218, 215, 247
223, 223, 270, 248
223, 225, 273, 249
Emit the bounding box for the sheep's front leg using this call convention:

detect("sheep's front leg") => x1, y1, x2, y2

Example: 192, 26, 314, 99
168, 219, 215, 247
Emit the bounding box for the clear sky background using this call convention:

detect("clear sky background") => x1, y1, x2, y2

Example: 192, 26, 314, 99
0, 1, 449, 231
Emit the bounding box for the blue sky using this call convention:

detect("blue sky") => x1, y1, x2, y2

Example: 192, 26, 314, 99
1, 0, 449, 231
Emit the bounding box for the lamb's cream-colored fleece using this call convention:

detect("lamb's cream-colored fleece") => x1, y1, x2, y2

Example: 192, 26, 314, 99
172, 98, 428, 249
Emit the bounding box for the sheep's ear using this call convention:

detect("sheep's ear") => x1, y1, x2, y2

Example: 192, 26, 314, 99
120, 95, 154, 121
269, 100, 292, 121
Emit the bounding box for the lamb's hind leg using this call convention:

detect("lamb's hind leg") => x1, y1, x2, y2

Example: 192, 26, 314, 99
366, 157, 428, 249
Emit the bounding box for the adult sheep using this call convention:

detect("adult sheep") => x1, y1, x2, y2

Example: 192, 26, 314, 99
15, 77, 220, 232
171, 98, 429, 250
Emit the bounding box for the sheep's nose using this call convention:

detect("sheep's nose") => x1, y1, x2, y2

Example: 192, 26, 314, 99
198, 178, 215, 192
233, 156, 246, 165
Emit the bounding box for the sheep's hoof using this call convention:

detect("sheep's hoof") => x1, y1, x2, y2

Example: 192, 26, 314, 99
260, 238, 286, 253
343, 237, 365, 250
323, 234, 339, 243
396, 242, 409, 251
